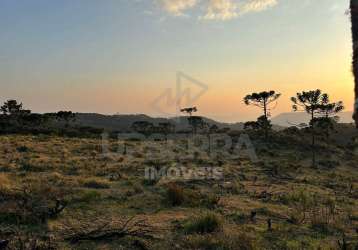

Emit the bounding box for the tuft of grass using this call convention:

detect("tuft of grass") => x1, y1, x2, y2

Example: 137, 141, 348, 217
200, 193, 220, 209
183, 213, 222, 234
76, 190, 102, 203
165, 185, 219, 208
229, 211, 247, 224
20, 160, 46, 172
16, 145, 29, 153
182, 232, 256, 250
142, 178, 158, 186
0, 173, 12, 190
82, 178, 110, 189
166, 183, 185, 206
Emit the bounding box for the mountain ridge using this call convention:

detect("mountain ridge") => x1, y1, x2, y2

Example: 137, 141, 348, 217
271, 111, 354, 127
74, 113, 245, 132
72, 111, 354, 132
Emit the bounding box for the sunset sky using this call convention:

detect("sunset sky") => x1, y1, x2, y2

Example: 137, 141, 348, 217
0, 0, 353, 122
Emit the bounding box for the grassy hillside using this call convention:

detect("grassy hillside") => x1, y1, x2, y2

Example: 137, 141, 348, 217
0, 129, 357, 249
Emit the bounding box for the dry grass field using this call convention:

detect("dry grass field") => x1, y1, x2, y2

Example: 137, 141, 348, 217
0, 132, 357, 249
2, 0, 358, 248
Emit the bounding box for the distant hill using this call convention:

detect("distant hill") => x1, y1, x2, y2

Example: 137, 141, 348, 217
74, 113, 168, 131
271, 112, 354, 127
73, 113, 246, 132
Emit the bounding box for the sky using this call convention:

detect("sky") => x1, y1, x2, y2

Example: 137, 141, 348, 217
0, 0, 354, 122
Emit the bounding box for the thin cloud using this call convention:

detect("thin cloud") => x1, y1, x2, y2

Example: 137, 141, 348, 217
156, 0, 199, 16
202, 0, 278, 20
240, 0, 278, 14
203, 0, 239, 20
156, 0, 278, 20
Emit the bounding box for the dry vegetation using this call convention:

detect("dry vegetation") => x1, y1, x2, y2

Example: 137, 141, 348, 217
0, 131, 357, 249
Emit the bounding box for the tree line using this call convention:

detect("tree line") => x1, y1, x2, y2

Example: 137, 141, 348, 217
0, 99, 102, 136
0, 99, 75, 126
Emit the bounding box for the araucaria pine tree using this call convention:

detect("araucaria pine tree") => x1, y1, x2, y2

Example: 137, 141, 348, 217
244, 91, 281, 141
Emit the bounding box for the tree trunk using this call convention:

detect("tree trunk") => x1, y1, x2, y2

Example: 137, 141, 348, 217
263, 101, 268, 141
311, 111, 316, 167
351, 0, 358, 128
312, 130, 316, 167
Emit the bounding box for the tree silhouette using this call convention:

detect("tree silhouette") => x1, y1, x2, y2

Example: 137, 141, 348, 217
319, 94, 344, 119
180, 107, 197, 116
202, 123, 219, 154
209, 124, 219, 134
1, 100, 28, 115
244, 121, 260, 130
188, 116, 204, 134
291, 89, 327, 167
21, 113, 45, 127
131, 121, 154, 137
243, 91, 280, 140
0, 100, 31, 127
56, 111, 75, 127
244, 115, 272, 133
180, 107, 203, 134
158, 122, 175, 141
351, 0, 358, 128
315, 94, 344, 139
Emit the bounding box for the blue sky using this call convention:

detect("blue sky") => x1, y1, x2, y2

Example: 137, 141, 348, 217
0, 0, 353, 122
